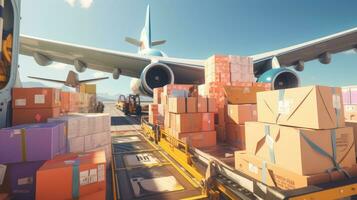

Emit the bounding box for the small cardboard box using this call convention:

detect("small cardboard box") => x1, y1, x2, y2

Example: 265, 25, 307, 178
226, 124, 245, 150
172, 113, 202, 133
227, 104, 257, 125
257, 85, 345, 129
235, 151, 357, 190
197, 97, 208, 112
168, 97, 186, 113
174, 131, 216, 148
36, 151, 106, 200
186, 97, 197, 113
245, 122, 356, 175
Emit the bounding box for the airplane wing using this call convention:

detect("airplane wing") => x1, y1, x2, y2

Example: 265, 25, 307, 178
79, 77, 109, 84
20, 35, 205, 84
251, 27, 357, 74
27, 76, 66, 84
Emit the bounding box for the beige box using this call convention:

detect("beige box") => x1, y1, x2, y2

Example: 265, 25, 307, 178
227, 104, 257, 125
245, 121, 356, 175
257, 85, 345, 129
168, 97, 186, 113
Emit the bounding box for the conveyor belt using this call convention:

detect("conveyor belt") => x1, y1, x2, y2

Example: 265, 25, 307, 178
107, 104, 205, 200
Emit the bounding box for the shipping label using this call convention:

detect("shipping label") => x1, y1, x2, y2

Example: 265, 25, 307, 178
15, 99, 26, 106
34, 94, 45, 104
89, 169, 98, 184
248, 163, 258, 174
345, 105, 356, 112
98, 164, 105, 182
17, 176, 33, 185
278, 100, 291, 115
80, 170, 89, 186
0, 165, 6, 185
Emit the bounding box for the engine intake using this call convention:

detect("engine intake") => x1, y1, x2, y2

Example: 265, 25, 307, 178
257, 68, 300, 90
140, 63, 174, 95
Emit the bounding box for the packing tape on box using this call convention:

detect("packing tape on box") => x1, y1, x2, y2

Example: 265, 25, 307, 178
264, 125, 276, 164
332, 88, 341, 127
300, 131, 350, 178
20, 129, 27, 162
261, 160, 267, 184
72, 159, 80, 199
276, 89, 285, 122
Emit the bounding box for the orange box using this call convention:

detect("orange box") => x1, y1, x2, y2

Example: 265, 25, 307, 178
186, 97, 197, 113
80, 190, 105, 200
208, 98, 216, 112
224, 83, 269, 104
227, 104, 257, 124
12, 107, 60, 125
245, 122, 356, 175
171, 113, 201, 133
153, 87, 163, 104
345, 120, 357, 156
197, 97, 208, 112
226, 124, 245, 150
174, 131, 216, 148
12, 88, 61, 109
257, 85, 345, 129
36, 151, 106, 200
168, 97, 186, 113
235, 151, 357, 190
201, 113, 215, 131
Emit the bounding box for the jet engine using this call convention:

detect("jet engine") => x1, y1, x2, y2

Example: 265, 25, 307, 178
130, 63, 175, 96
257, 68, 300, 90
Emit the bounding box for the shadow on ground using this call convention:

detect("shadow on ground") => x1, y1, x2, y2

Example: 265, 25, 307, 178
111, 116, 140, 126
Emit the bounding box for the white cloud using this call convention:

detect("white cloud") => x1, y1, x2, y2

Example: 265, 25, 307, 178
343, 49, 357, 55
65, 0, 76, 7
93, 71, 105, 78
80, 0, 93, 9
49, 63, 68, 70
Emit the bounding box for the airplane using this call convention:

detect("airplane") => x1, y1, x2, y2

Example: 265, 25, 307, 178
19, 5, 357, 97
28, 70, 108, 88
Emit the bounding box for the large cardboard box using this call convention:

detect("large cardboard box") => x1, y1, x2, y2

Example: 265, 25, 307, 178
235, 151, 357, 190
0, 122, 66, 164
186, 97, 197, 113
36, 151, 106, 200
224, 83, 270, 104
48, 114, 89, 138
171, 113, 202, 133
168, 97, 186, 113
226, 124, 245, 149
257, 85, 345, 129
0, 161, 45, 200
174, 131, 216, 148
227, 104, 257, 124
245, 122, 356, 175
12, 88, 60, 109
345, 120, 357, 156
197, 97, 208, 112
12, 107, 61, 125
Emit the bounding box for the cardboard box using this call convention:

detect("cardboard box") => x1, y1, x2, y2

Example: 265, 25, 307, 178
201, 113, 215, 131
245, 122, 356, 175
12, 107, 61, 125
80, 189, 105, 200
257, 85, 345, 129
174, 131, 216, 148
171, 113, 202, 133
68, 136, 85, 153
186, 97, 197, 113
0, 161, 45, 200
224, 83, 270, 104
227, 104, 257, 124
235, 151, 357, 190
163, 84, 193, 97
153, 87, 163, 104
344, 105, 357, 120
226, 124, 245, 149
0, 122, 66, 163
12, 88, 61, 109
345, 120, 357, 156
197, 97, 208, 112
168, 97, 186, 113
49, 114, 89, 137
36, 151, 106, 200
79, 84, 96, 94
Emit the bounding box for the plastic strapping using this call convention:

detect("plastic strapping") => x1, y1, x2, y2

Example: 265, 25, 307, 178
276, 89, 285, 123
261, 161, 267, 184
264, 125, 276, 164
20, 129, 27, 162
331, 129, 337, 164
72, 159, 80, 199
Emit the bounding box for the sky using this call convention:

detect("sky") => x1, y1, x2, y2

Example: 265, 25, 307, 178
18, 0, 357, 96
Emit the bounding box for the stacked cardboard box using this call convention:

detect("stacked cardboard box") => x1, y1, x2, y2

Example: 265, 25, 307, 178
0, 122, 66, 199
36, 150, 106, 200
236, 85, 357, 190
342, 86, 357, 158
12, 88, 61, 125
148, 104, 159, 125
48, 113, 112, 164
60, 91, 80, 113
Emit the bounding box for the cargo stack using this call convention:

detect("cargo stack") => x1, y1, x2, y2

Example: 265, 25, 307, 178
12, 88, 61, 125
235, 85, 357, 190
48, 113, 112, 165
0, 122, 66, 199
341, 86, 357, 158
203, 55, 270, 142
